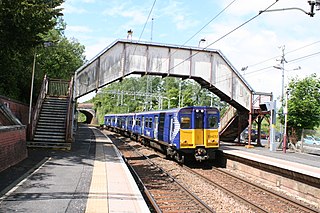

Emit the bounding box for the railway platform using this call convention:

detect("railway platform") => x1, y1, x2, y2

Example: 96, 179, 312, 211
220, 142, 320, 207
0, 125, 150, 213
220, 142, 320, 177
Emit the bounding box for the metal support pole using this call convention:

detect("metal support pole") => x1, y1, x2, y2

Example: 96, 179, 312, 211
283, 89, 288, 153
28, 49, 37, 124
269, 100, 277, 151
178, 81, 181, 108
246, 92, 253, 148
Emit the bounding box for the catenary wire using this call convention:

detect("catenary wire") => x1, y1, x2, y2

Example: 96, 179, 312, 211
149, 0, 237, 74
165, 0, 280, 74
242, 40, 320, 69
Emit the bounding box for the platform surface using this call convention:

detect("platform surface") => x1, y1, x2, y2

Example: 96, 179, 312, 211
0, 125, 150, 213
221, 142, 320, 179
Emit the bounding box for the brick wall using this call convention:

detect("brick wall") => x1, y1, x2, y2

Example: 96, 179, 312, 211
0, 96, 29, 125
0, 125, 27, 173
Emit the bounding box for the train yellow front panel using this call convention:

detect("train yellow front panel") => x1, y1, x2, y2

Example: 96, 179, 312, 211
204, 129, 219, 148
194, 129, 204, 146
180, 129, 195, 148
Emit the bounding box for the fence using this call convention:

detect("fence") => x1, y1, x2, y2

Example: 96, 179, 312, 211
292, 129, 320, 155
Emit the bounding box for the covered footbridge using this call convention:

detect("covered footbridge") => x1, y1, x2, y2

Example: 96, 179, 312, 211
75, 39, 271, 142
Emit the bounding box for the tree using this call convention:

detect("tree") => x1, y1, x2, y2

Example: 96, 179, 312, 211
286, 74, 320, 141
90, 76, 226, 124
0, 0, 65, 102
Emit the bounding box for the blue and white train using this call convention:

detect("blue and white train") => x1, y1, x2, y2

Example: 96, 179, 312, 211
104, 106, 220, 162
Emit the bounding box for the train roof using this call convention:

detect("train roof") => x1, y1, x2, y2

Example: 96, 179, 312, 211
104, 106, 219, 117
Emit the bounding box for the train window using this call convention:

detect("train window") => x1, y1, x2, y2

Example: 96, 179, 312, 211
145, 118, 149, 128
148, 118, 153, 128
195, 112, 204, 129
208, 116, 218, 128
136, 118, 140, 126
181, 116, 191, 129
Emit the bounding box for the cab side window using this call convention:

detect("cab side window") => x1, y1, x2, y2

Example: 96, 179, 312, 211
181, 116, 191, 129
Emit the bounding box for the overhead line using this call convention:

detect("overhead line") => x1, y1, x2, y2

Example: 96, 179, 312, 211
128, 0, 157, 71
287, 51, 320, 63
166, 0, 280, 74
243, 40, 320, 69
138, 0, 157, 41
242, 51, 320, 77
150, 0, 237, 74
180, 0, 237, 47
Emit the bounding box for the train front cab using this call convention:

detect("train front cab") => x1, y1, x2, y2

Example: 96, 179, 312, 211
179, 107, 220, 161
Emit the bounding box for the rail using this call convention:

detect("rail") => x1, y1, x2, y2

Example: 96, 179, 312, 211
29, 75, 48, 140
65, 77, 74, 142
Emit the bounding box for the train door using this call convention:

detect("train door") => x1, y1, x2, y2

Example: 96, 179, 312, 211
158, 113, 165, 141
141, 116, 145, 135
169, 115, 174, 141
154, 116, 159, 140
194, 109, 204, 146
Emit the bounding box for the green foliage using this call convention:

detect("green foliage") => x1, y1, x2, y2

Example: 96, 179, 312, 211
0, 0, 86, 104
91, 76, 226, 124
0, 0, 64, 102
286, 74, 320, 136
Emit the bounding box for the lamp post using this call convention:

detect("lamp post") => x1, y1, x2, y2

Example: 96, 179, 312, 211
273, 65, 300, 153
127, 29, 133, 40
283, 89, 289, 153
198, 38, 206, 47
28, 49, 37, 124
178, 81, 182, 108
28, 42, 54, 125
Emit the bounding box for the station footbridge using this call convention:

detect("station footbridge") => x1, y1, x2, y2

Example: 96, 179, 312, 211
74, 39, 272, 142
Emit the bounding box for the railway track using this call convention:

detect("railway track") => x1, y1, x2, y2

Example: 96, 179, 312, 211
183, 166, 319, 213
109, 133, 214, 213
105, 131, 319, 212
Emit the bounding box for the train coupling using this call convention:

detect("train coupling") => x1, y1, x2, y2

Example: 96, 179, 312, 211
194, 148, 209, 161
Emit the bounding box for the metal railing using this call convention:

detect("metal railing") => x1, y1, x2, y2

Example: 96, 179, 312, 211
28, 76, 74, 142
29, 75, 48, 140
47, 79, 70, 97
219, 106, 237, 132
65, 77, 74, 143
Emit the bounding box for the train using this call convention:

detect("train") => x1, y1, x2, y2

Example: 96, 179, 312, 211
104, 106, 220, 163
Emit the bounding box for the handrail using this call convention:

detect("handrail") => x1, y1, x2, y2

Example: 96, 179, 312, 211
65, 76, 74, 142
29, 75, 48, 140
48, 79, 70, 97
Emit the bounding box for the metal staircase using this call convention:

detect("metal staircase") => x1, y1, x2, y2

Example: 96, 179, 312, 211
30, 97, 68, 147
27, 76, 74, 149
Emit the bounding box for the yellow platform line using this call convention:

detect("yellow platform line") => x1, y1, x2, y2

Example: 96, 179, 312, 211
85, 140, 108, 213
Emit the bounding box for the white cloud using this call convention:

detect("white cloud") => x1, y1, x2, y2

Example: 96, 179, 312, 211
84, 37, 116, 60
67, 25, 93, 33
63, 0, 320, 102
103, 3, 148, 25
159, 0, 199, 30
61, 2, 87, 14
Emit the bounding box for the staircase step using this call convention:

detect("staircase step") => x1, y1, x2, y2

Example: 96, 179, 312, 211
38, 120, 65, 125
33, 136, 66, 143
38, 117, 66, 121
42, 106, 67, 111
27, 142, 71, 150
40, 112, 66, 116
35, 131, 65, 136
36, 127, 66, 132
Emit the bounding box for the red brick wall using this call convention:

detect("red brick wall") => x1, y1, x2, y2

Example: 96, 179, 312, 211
0, 96, 29, 125
0, 126, 27, 173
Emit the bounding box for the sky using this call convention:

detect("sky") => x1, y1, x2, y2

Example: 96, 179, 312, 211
61, 0, 320, 103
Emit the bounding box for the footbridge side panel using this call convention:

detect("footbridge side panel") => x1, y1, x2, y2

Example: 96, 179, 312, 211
75, 40, 253, 111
